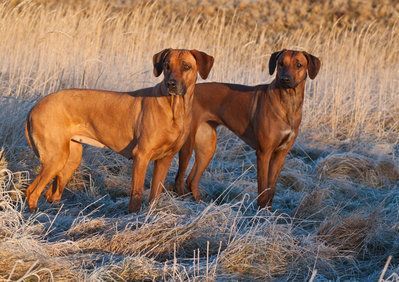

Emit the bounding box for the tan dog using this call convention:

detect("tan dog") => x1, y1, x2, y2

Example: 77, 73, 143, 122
175, 49, 320, 209
25, 48, 214, 212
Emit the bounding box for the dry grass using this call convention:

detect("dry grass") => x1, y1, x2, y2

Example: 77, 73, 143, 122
0, 0, 398, 280
294, 189, 331, 220
317, 213, 378, 255
91, 256, 164, 281
316, 153, 398, 188
219, 222, 299, 279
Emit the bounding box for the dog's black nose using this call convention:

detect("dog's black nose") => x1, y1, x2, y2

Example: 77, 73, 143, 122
167, 80, 177, 88
281, 76, 291, 83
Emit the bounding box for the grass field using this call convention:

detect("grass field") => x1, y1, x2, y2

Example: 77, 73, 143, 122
0, 0, 398, 280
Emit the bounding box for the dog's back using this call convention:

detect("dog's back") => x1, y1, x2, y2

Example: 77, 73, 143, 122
192, 82, 261, 128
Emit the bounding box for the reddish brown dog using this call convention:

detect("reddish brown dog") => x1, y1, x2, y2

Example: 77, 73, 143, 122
175, 49, 320, 209
25, 48, 214, 213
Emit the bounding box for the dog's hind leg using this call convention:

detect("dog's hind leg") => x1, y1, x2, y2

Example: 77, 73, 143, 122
175, 131, 195, 196
25, 128, 71, 212
187, 122, 217, 201
45, 141, 83, 203
26, 149, 70, 212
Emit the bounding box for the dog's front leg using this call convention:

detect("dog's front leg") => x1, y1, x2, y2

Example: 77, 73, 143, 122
129, 153, 150, 213
256, 149, 273, 210
266, 143, 294, 207
149, 155, 174, 204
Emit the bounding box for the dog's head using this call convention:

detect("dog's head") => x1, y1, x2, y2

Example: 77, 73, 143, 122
153, 48, 214, 96
269, 49, 321, 89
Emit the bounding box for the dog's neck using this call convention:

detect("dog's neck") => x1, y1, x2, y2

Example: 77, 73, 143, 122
266, 79, 306, 128
161, 83, 195, 124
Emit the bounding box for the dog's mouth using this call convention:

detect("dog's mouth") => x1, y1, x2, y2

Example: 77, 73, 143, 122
168, 90, 184, 96
166, 83, 186, 96
277, 80, 296, 89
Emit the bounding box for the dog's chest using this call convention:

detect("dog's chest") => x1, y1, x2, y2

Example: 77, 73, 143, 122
169, 126, 187, 150
276, 128, 295, 151
152, 122, 188, 159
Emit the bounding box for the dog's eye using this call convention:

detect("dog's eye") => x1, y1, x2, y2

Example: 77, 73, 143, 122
279, 61, 284, 67
296, 62, 302, 68
164, 63, 170, 71
182, 64, 191, 71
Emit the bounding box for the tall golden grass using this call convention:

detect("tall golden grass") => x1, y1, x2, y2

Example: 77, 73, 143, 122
0, 1, 398, 281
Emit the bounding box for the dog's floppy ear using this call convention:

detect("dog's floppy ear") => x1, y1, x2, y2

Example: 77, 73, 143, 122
190, 50, 214, 79
153, 48, 172, 77
303, 52, 321, 79
268, 49, 286, 75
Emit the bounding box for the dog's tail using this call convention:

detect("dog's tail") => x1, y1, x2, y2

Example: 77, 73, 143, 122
0, 148, 4, 164
25, 111, 40, 158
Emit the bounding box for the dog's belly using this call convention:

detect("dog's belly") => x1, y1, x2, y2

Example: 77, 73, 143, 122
71, 135, 106, 148
71, 119, 189, 160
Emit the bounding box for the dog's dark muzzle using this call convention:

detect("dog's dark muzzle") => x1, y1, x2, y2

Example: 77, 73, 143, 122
166, 79, 186, 96
278, 76, 296, 88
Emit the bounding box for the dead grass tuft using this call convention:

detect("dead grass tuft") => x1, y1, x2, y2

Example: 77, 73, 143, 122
93, 256, 164, 281
316, 153, 397, 188
219, 222, 298, 278
294, 189, 330, 219
376, 158, 399, 182
317, 213, 378, 255
0, 240, 82, 281
74, 196, 234, 258
67, 217, 110, 240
